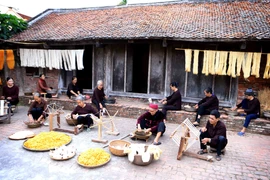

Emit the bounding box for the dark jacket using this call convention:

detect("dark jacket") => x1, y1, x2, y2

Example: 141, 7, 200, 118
206, 120, 227, 147
67, 82, 81, 98
237, 98, 260, 116
198, 94, 219, 111
71, 103, 99, 117
166, 89, 182, 109
92, 87, 105, 103
2, 85, 19, 102
27, 98, 47, 117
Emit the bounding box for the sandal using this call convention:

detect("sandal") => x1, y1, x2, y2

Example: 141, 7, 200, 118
197, 149, 208, 155
153, 142, 161, 145
237, 132, 245, 136
216, 155, 221, 161
193, 122, 199, 127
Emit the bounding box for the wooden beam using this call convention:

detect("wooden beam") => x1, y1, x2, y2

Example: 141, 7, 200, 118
147, 44, 152, 94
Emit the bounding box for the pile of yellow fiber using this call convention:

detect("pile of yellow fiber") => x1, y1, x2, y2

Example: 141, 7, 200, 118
78, 148, 110, 166
24, 131, 71, 150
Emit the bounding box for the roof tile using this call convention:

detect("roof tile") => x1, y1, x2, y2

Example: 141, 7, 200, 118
10, 1, 270, 42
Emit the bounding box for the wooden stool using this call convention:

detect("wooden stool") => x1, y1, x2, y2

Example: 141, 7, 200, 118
40, 93, 47, 101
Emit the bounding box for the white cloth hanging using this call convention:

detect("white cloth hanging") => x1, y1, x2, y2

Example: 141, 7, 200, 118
76, 50, 84, 70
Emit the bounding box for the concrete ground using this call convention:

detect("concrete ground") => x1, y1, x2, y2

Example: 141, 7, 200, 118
0, 106, 269, 180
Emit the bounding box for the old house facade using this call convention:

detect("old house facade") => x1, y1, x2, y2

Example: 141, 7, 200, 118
5, 1, 270, 107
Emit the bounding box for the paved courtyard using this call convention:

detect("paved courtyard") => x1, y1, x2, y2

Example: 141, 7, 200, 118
0, 106, 269, 180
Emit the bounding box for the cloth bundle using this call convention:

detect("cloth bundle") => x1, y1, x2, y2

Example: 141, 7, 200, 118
19, 49, 84, 70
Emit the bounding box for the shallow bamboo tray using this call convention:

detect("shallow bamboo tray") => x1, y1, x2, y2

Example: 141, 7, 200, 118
109, 140, 131, 156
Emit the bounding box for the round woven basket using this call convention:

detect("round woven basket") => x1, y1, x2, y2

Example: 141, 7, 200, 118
184, 106, 196, 112
46, 89, 58, 94
65, 114, 78, 126
226, 111, 238, 116
109, 140, 131, 156
23, 121, 41, 128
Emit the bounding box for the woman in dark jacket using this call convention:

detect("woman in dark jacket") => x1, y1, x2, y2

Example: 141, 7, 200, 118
67, 76, 82, 98
159, 82, 182, 120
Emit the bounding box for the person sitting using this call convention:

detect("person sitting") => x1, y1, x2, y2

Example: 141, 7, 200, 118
67, 76, 82, 98
1, 77, 19, 109
159, 82, 182, 120
27, 92, 47, 124
135, 103, 166, 145
92, 80, 107, 113
71, 95, 99, 132
37, 73, 57, 98
197, 110, 227, 161
193, 87, 219, 126
232, 88, 260, 136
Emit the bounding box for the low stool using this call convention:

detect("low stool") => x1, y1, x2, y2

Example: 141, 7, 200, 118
11, 105, 18, 113
210, 147, 226, 155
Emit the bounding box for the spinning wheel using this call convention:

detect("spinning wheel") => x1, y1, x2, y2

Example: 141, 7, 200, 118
170, 118, 213, 162
46, 103, 83, 135
90, 109, 120, 144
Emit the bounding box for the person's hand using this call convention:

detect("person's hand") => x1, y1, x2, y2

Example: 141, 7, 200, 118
163, 119, 167, 124
145, 128, 151, 133
48, 88, 52, 91
7, 97, 12, 100
237, 109, 245, 113
202, 138, 210, 145
200, 127, 207, 133
28, 115, 34, 122
231, 107, 237, 111
162, 101, 167, 105
194, 104, 199, 109
137, 125, 142, 131
99, 104, 103, 109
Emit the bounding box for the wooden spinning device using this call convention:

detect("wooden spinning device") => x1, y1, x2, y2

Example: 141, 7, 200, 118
90, 108, 120, 144
170, 118, 213, 162
46, 103, 84, 135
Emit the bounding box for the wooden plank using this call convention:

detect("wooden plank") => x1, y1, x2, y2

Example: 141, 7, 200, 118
177, 137, 187, 160
183, 151, 213, 162
92, 139, 108, 144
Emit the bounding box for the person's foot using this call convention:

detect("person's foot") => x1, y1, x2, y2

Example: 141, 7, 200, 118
237, 132, 245, 136
216, 155, 221, 161
153, 142, 161, 145
193, 121, 199, 127
197, 149, 208, 155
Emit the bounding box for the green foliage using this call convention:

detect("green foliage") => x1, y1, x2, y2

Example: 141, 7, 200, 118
0, 13, 28, 40
118, 0, 127, 6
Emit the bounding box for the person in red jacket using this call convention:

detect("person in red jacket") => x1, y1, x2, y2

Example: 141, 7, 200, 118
135, 103, 166, 145
37, 74, 57, 98
159, 82, 182, 121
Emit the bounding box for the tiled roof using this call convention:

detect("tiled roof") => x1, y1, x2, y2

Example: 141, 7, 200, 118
10, 1, 270, 42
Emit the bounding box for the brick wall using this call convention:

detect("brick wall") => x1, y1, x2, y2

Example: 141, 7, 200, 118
237, 74, 270, 104
23, 69, 60, 94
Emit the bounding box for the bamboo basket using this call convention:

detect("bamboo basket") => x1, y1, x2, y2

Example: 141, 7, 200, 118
109, 140, 131, 156
65, 114, 78, 126
23, 120, 41, 128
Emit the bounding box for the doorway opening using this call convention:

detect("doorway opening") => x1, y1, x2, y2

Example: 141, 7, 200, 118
76, 46, 92, 89
127, 44, 149, 93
